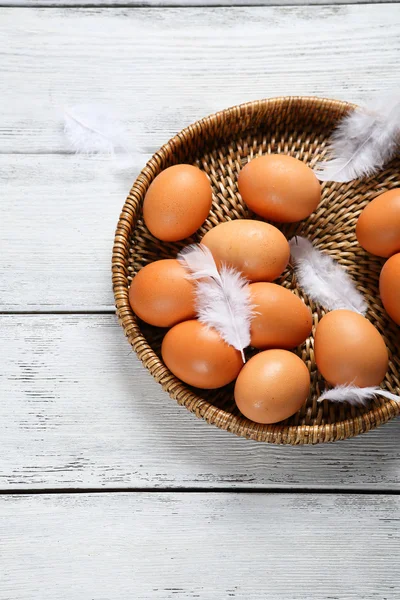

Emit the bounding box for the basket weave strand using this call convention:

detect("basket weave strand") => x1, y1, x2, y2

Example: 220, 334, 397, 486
112, 96, 400, 444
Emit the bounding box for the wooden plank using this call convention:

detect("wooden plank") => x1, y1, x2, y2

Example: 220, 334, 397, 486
1, 492, 399, 599
1, 6, 399, 154
2, 313, 400, 490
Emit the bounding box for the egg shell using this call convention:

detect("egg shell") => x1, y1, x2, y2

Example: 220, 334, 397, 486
238, 154, 321, 223
314, 309, 388, 387
234, 349, 310, 424
356, 189, 400, 258
249, 283, 312, 350
201, 219, 290, 282
143, 164, 212, 242
380, 253, 400, 325
161, 320, 243, 389
129, 259, 195, 327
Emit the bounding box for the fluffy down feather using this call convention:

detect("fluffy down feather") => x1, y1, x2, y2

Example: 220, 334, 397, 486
64, 104, 135, 167
178, 244, 253, 361
318, 384, 400, 407
315, 93, 400, 182
289, 236, 367, 315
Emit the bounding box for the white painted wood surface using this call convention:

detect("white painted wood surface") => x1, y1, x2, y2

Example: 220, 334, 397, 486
0, 154, 134, 311
2, 4, 400, 598
2, 314, 400, 490
1, 6, 399, 155
2, 492, 400, 599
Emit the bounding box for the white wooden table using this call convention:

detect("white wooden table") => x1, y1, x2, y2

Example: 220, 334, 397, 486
2, 2, 400, 598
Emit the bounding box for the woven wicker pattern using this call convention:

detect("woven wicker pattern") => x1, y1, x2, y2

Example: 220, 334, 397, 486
112, 96, 400, 444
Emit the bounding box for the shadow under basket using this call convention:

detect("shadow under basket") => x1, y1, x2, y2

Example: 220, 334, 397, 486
112, 96, 400, 445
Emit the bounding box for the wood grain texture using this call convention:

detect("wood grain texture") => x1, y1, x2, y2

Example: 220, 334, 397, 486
1, 6, 399, 154
0, 154, 136, 311
1, 314, 400, 490
1, 492, 400, 599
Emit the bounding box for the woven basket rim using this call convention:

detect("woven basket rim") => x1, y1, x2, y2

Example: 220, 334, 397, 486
112, 96, 400, 445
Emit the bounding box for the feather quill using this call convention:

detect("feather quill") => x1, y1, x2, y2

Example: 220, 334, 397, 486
318, 384, 400, 407
64, 104, 135, 166
178, 244, 253, 362
289, 236, 367, 314
315, 93, 400, 182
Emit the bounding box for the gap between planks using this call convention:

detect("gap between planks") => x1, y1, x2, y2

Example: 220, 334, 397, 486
1, 486, 400, 495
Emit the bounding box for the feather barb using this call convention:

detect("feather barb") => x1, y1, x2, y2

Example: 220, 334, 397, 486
318, 384, 400, 407
314, 93, 400, 182
178, 244, 253, 361
289, 236, 367, 314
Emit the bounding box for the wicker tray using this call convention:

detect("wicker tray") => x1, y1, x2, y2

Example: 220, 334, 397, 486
112, 96, 400, 444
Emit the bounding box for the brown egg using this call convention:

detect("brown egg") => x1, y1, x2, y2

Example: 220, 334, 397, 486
143, 164, 212, 242
238, 154, 321, 223
314, 309, 388, 387
234, 350, 310, 424
129, 259, 195, 327
249, 283, 312, 350
380, 253, 400, 325
201, 220, 290, 282
356, 189, 400, 257
162, 320, 243, 389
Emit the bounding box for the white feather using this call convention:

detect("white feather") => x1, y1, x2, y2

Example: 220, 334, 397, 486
318, 384, 400, 407
289, 236, 367, 315
178, 244, 253, 362
315, 93, 400, 182
64, 104, 136, 167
